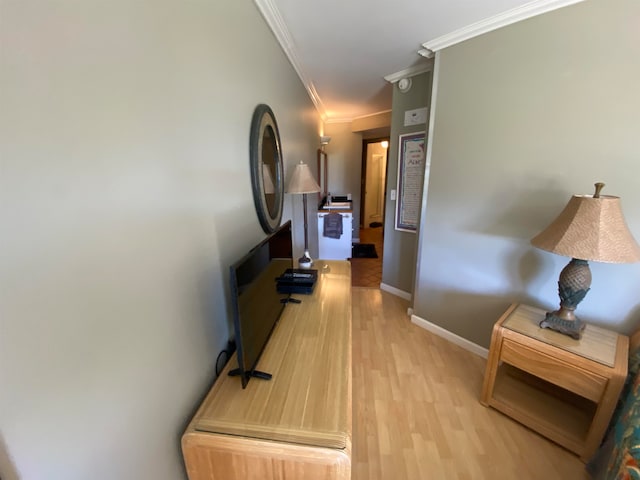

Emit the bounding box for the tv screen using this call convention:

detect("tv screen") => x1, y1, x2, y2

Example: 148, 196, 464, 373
228, 221, 293, 388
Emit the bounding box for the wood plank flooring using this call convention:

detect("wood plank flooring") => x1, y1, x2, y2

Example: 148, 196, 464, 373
350, 227, 383, 288
352, 288, 590, 480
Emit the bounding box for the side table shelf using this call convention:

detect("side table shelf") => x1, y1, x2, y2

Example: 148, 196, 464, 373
481, 303, 628, 461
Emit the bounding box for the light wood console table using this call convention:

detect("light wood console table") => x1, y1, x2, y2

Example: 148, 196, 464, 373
481, 303, 628, 461
182, 260, 352, 480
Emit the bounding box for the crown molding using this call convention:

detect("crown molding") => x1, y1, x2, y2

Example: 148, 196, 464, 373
384, 62, 433, 84
324, 109, 393, 124
422, 0, 585, 52
254, 0, 328, 120
417, 49, 434, 59
324, 117, 354, 124
353, 109, 392, 120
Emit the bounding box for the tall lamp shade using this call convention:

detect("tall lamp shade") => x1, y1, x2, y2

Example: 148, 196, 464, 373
531, 183, 640, 339
286, 161, 321, 268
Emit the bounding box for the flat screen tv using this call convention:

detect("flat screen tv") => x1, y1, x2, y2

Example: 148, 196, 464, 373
228, 220, 293, 388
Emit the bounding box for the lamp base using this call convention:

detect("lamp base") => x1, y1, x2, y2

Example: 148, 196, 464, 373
539, 307, 586, 340
539, 258, 591, 340
298, 250, 313, 269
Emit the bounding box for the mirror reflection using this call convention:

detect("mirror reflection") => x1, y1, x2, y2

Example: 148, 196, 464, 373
317, 148, 328, 204
262, 125, 277, 215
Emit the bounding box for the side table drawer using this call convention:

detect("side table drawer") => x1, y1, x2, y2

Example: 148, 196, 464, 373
501, 338, 607, 402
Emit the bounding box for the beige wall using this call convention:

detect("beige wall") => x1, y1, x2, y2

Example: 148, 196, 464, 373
0, 1, 320, 479
383, 71, 432, 294
415, 0, 640, 348
351, 111, 392, 133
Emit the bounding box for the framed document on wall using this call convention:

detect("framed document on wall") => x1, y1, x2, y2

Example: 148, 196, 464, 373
395, 131, 426, 232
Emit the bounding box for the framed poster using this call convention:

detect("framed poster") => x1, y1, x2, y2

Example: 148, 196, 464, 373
395, 131, 426, 232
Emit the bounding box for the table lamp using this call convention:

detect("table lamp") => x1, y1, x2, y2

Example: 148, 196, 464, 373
530, 183, 640, 339
286, 161, 321, 269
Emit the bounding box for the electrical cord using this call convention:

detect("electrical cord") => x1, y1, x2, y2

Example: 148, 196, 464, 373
215, 340, 236, 377
215, 349, 229, 377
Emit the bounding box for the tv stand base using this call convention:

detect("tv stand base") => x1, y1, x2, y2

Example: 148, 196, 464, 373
280, 297, 301, 304
228, 368, 272, 381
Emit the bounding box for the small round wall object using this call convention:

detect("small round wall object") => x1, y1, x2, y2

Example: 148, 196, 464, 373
398, 77, 412, 93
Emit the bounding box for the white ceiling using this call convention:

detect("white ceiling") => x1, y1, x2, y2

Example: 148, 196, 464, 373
259, 0, 583, 121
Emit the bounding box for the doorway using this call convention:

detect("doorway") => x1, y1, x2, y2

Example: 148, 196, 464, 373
360, 138, 389, 230
350, 138, 389, 288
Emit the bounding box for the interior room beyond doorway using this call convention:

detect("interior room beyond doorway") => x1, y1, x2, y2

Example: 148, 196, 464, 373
351, 138, 389, 288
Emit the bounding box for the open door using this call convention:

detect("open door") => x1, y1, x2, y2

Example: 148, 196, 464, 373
360, 138, 389, 229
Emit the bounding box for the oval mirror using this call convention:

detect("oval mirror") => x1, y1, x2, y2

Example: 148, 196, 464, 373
249, 104, 284, 233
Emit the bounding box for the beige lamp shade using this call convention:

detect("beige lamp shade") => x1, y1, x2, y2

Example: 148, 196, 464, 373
531, 193, 640, 264
286, 161, 321, 194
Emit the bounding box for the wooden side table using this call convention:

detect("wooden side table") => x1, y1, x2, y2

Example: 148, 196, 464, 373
481, 303, 628, 461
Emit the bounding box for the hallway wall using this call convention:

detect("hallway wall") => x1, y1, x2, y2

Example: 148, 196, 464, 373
414, 0, 640, 348
0, 1, 320, 479
383, 71, 433, 295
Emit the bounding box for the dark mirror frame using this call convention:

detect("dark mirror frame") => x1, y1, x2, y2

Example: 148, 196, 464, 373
249, 104, 284, 234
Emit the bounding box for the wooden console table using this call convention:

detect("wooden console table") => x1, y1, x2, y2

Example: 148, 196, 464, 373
481, 303, 628, 461
182, 260, 352, 480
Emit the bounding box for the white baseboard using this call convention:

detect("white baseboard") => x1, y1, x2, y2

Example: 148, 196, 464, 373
380, 283, 412, 301
410, 314, 488, 359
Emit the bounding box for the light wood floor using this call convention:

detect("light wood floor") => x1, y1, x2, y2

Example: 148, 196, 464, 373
350, 227, 383, 288
351, 288, 590, 480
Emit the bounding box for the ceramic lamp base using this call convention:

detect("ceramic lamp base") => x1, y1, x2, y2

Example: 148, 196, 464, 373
298, 250, 313, 269
539, 258, 591, 340
539, 309, 586, 340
